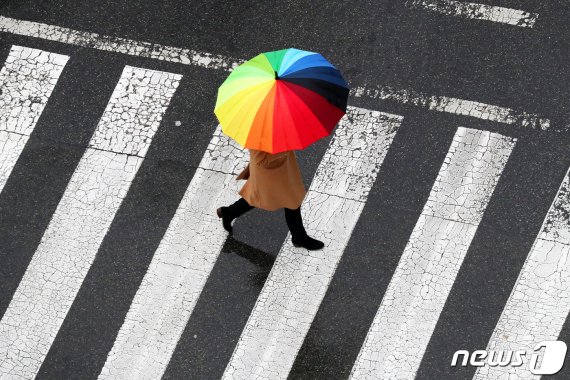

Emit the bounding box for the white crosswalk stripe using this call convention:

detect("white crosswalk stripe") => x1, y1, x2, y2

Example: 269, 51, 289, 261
222, 107, 403, 380
0, 45, 68, 194
0, 65, 181, 380
352, 85, 550, 130
349, 127, 516, 380
406, 0, 539, 27
0, 16, 242, 71
475, 166, 570, 380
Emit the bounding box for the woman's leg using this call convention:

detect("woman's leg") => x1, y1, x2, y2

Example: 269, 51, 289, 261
284, 206, 324, 250
226, 197, 255, 217
217, 197, 254, 234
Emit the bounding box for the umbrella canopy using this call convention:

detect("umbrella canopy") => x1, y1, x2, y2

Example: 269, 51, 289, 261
214, 48, 349, 154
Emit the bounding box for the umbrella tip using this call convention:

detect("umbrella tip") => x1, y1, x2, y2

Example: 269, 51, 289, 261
274, 71, 279, 80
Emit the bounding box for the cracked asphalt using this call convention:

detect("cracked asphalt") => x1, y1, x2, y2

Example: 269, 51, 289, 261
0, 1, 569, 379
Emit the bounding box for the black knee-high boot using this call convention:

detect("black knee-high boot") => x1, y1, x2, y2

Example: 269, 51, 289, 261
217, 197, 254, 234
284, 206, 324, 250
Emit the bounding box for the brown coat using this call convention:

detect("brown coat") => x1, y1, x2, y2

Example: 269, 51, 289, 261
236, 149, 306, 211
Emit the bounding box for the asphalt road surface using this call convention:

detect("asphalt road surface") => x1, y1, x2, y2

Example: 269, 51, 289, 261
0, 1, 569, 379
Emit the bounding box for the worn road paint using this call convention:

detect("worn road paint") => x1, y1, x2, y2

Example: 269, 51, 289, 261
0, 45, 68, 193
406, 0, 538, 27
349, 127, 516, 380
352, 85, 550, 130
0, 16, 243, 71
222, 107, 403, 380
98, 125, 249, 380
0, 66, 181, 380
0, 17, 550, 131
475, 167, 570, 380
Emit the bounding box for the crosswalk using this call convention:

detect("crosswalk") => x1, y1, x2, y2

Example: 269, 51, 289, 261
99, 124, 249, 379
0, 64, 181, 379
0, 43, 568, 380
475, 168, 570, 380
350, 128, 516, 379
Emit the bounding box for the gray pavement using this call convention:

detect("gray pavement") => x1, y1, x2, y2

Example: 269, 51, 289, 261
0, 1, 569, 379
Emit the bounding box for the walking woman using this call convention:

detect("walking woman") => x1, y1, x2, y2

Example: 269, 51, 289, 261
213, 48, 349, 251
216, 148, 324, 250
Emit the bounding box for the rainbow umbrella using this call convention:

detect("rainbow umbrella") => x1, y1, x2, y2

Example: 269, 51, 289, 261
214, 48, 349, 154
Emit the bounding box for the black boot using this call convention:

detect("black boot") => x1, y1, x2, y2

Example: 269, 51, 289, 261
217, 197, 254, 234
284, 206, 324, 250
216, 207, 233, 234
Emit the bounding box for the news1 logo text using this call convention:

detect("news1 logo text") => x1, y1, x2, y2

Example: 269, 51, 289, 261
451, 340, 567, 375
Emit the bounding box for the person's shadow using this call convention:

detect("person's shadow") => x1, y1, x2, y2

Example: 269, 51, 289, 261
221, 235, 276, 288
